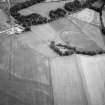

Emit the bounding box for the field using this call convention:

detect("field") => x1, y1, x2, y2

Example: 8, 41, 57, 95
0, 0, 105, 105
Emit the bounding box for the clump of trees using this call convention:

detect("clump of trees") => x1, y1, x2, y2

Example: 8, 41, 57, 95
10, 0, 105, 34
49, 41, 105, 56
49, 8, 67, 20
10, 0, 49, 31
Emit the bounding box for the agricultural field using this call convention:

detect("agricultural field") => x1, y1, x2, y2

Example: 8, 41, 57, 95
0, 0, 105, 105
